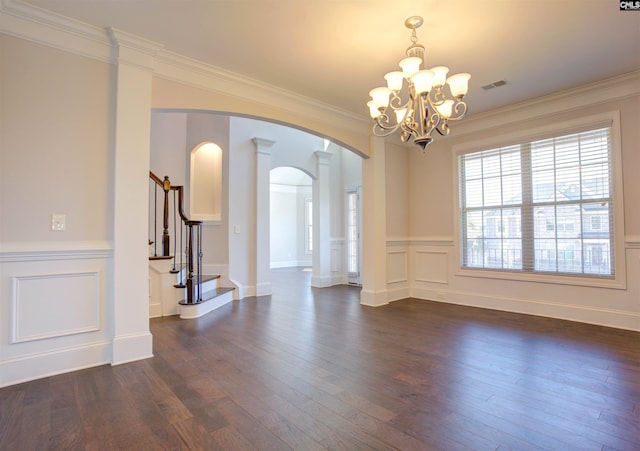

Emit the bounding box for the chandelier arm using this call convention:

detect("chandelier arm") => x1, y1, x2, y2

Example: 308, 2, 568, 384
447, 100, 468, 120
424, 95, 442, 135
388, 92, 410, 110
372, 114, 403, 137
435, 120, 450, 136
429, 87, 447, 106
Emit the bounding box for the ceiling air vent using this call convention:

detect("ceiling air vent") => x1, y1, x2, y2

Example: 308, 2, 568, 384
481, 80, 507, 90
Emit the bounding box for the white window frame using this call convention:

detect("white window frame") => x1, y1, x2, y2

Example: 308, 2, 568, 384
452, 111, 626, 289
304, 197, 313, 254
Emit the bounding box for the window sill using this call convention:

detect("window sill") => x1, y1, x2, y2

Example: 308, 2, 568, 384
455, 266, 626, 290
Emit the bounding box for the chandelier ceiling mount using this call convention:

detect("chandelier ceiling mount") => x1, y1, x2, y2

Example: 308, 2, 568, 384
367, 16, 470, 152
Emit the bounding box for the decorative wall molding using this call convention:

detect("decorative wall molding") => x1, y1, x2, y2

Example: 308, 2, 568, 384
11, 271, 100, 343
454, 71, 640, 138
0, 0, 112, 62
387, 250, 408, 284
0, 0, 367, 136
414, 250, 449, 284
0, 242, 113, 262
408, 238, 454, 247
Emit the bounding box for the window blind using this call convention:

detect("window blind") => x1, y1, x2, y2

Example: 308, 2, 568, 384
459, 127, 613, 277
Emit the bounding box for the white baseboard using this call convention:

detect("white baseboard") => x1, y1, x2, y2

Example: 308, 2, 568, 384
387, 286, 410, 303
111, 332, 153, 365
360, 289, 389, 307
311, 275, 333, 288
255, 282, 272, 296
411, 287, 640, 332
149, 302, 162, 318
0, 340, 111, 388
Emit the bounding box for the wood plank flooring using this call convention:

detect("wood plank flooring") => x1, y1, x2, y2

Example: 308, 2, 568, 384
1, 267, 639, 450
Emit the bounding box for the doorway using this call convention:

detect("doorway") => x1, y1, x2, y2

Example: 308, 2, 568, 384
346, 187, 362, 286
269, 167, 313, 270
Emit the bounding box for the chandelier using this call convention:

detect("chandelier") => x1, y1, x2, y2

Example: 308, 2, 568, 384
367, 16, 470, 152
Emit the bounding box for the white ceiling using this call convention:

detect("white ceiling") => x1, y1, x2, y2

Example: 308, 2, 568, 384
19, 0, 640, 118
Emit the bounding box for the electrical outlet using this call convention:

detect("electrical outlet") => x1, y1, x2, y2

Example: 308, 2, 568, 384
51, 214, 66, 232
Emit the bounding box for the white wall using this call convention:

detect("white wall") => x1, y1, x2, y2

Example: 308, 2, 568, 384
0, 34, 132, 386
0, 2, 368, 387
400, 75, 640, 331
270, 184, 301, 268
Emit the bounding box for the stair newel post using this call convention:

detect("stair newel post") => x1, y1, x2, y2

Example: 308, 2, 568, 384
197, 223, 203, 303
171, 189, 177, 272
151, 178, 158, 257
185, 221, 194, 304
162, 176, 171, 256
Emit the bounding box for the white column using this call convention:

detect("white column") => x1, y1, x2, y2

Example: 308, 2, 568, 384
360, 136, 388, 306
253, 137, 275, 296
311, 150, 332, 287
109, 29, 162, 364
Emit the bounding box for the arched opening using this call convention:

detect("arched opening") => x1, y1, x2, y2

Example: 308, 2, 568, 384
150, 109, 363, 304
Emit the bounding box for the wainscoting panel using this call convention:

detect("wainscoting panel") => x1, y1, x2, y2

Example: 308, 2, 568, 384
414, 250, 449, 284
387, 250, 408, 284
1, 243, 112, 387
11, 272, 100, 343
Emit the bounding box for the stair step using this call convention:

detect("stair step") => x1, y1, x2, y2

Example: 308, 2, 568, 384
178, 287, 235, 319
174, 274, 220, 289
149, 255, 173, 261
178, 287, 234, 306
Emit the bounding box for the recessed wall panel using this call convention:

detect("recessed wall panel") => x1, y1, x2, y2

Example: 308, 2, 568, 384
11, 272, 100, 343
415, 251, 448, 284
387, 250, 408, 283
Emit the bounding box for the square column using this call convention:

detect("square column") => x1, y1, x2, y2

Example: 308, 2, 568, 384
360, 136, 388, 306
253, 138, 275, 296
109, 28, 162, 364
311, 150, 332, 287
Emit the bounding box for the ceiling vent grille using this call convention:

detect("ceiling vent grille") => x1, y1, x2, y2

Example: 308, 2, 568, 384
481, 80, 507, 90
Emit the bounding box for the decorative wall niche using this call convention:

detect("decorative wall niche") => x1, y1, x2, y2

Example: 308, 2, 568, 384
190, 142, 222, 222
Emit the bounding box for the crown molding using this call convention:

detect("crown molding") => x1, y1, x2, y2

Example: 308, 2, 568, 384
108, 27, 164, 71
0, 0, 368, 137
153, 49, 368, 133
0, 0, 113, 62
454, 71, 640, 137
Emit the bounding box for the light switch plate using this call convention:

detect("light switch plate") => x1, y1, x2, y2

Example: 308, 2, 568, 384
51, 214, 66, 231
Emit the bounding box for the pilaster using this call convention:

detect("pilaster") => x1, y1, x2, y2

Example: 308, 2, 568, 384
109, 28, 162, 364
360, 137, 388, 306
253, 137, 276, 296
311, 151, 333, 287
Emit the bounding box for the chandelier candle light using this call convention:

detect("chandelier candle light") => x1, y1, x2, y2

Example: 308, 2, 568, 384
367, 16, 470, 152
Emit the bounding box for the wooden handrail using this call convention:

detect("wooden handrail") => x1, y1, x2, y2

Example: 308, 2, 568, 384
149, 171, 204, 305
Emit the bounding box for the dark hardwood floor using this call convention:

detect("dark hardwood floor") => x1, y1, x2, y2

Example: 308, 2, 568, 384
1, 267, 639, 450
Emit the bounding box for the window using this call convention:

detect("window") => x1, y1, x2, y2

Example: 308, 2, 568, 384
459, 127, 614, 278
305, 198, 313, 254
346, 191, 359, 275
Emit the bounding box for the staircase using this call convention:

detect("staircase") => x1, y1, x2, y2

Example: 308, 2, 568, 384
149, 171, 235, 319
177, 274, 235, 319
